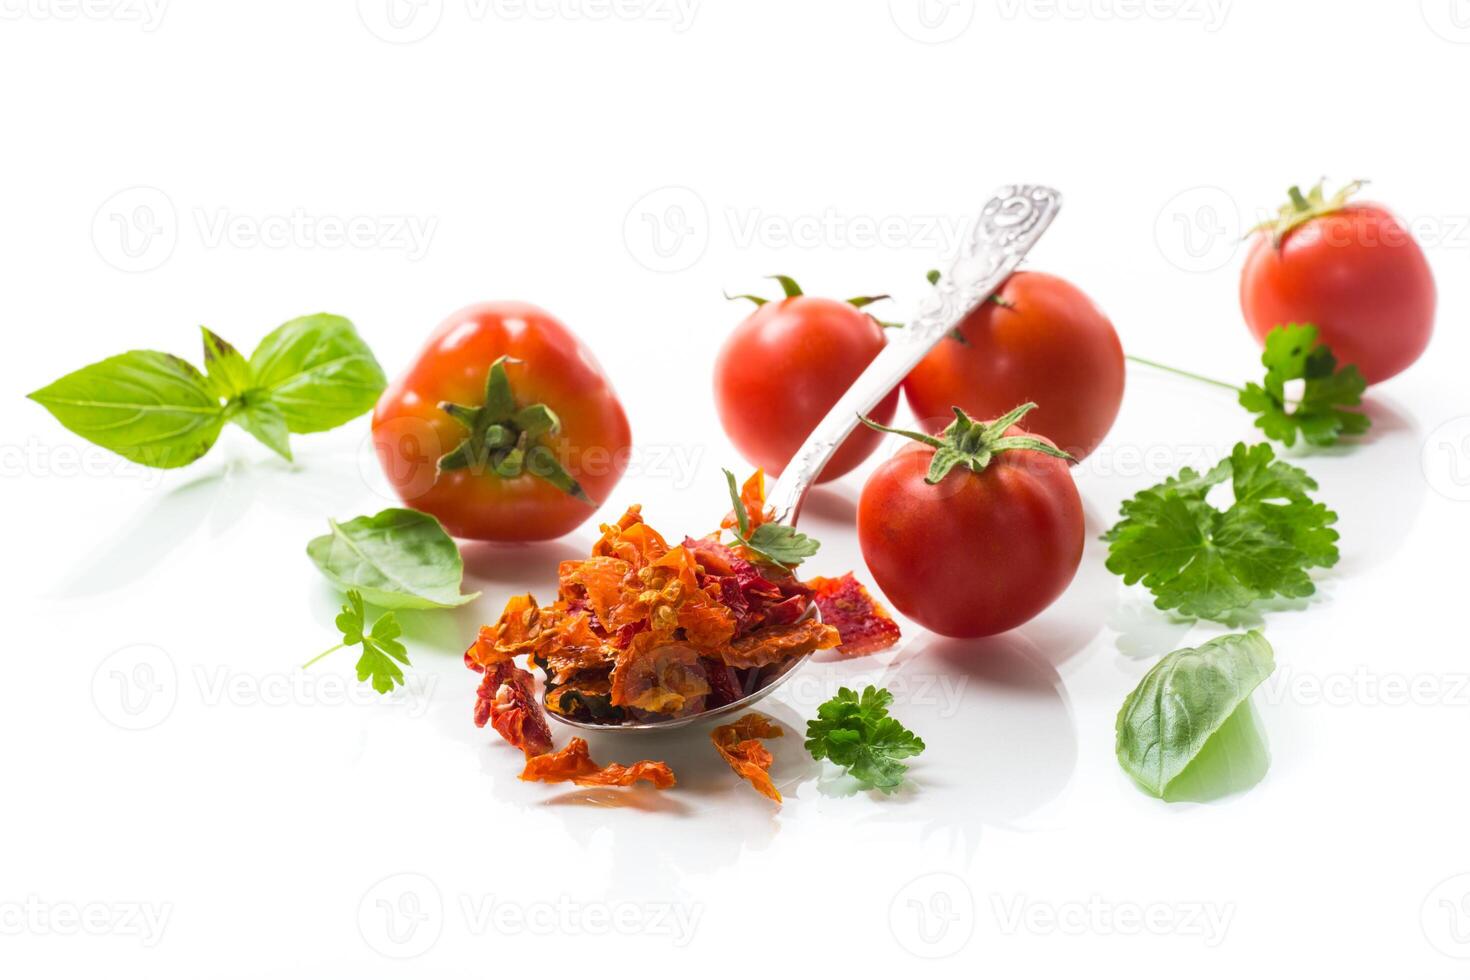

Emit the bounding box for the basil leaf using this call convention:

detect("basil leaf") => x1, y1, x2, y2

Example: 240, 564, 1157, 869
231, 396, 293, 461
307, 508, 480, 610
200, 327, 253, 400
249, 314, 386, 434
27, 351, 226, 469
1115, 631, 1275, 799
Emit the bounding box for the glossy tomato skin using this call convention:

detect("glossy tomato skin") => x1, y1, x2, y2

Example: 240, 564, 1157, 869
372, 302, 632, 542
714, 296, 899, 483
1241, 204, 1435, 385
858, 433, 1084, 638
902, 272, 1124, 461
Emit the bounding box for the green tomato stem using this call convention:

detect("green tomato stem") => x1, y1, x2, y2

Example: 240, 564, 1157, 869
1126, 355, 1244, 393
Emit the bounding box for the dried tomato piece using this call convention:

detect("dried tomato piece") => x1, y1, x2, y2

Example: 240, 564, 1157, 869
591, 506, 669, 568
520, 738, 676, 789
807, 574, 902, 656
559, 556, 632, 632
536, 610, 617, 685
544, 673, 622, 723
608, 638, 712, 716
466, 594, 541, 669
711, 713, 784, 803
703, 659, 743, 707
717, 618, 840, 669
473, 661, 554, 758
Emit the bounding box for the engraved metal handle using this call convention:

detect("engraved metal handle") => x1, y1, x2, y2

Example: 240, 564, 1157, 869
765, 184, 1064, 524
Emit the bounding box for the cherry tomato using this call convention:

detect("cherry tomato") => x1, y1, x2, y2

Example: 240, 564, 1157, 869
858, 405, 1084, 638
1241, 182, 1435, 385
714, 280, 899, 482
373, 302, 632, 542
902, 271, 1124, 461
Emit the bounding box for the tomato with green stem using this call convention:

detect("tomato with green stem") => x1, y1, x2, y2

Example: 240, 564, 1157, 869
902, 270, 1125, 461
372, 302, 632, 542
714, 276, 900, 483
1241, 181, 1435, 385
858, 403, 1084, 638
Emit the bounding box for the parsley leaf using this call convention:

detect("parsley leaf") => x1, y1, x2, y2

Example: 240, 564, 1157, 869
805, 686, 925, 793
1103, 443, 1340, 622
304, 590, 411, 694
1239, 324, 1369, 447
721, 468, 820, 569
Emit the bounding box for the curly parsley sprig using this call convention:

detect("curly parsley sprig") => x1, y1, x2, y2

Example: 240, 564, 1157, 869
303, 590, 411, 694
805, 686, 925, 793
1104, 442, 1340, 622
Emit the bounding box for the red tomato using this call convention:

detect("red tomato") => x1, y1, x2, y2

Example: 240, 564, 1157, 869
714, 289, 899, 483
858, 407, 1084, 638
373, 302, 632, 542
902, 271, 1124, 461
1241, 183, 1435, 385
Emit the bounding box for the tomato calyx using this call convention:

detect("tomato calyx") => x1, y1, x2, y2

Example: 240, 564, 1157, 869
1249, 179, 1368, 248
861, 402, 1073, 485
723, 275, 900, 327
437, 355, 593, 504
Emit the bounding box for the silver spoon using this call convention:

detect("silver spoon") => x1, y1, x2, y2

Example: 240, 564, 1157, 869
557, 185, 1064, 733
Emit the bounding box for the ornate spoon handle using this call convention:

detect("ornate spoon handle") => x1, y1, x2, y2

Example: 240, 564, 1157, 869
765, 184, 1064, 524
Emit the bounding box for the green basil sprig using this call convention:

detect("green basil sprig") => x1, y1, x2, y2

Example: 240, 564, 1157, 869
307, 508, 480, 610
1116, 631, 1275, 800
27, 314, 385, 468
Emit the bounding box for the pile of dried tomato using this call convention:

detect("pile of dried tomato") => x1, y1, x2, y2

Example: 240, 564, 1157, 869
464, 471, 900, 799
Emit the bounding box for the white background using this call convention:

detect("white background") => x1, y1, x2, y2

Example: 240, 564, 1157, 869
3, 0, 1470, 975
